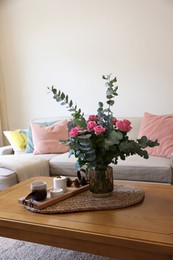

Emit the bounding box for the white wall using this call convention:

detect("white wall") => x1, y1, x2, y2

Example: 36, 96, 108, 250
0, 0, 173, 129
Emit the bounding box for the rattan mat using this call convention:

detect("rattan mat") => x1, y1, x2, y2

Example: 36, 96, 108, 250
25, 184, 145, 214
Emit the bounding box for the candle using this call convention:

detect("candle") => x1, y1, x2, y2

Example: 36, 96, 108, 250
30, 181, 47, 201
50, 188, 64, 198
53, 176, 67, 192
30, 181, 47, 191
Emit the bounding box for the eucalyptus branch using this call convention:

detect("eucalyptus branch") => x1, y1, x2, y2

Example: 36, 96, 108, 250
48, 86, 84, 119
97, 74, 118, 120
103, 74, 118, 108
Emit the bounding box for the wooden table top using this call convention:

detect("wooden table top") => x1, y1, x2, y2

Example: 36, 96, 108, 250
0, 176, 173, 260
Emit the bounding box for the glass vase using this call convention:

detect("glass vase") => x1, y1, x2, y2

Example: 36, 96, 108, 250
89, 165, 113, 197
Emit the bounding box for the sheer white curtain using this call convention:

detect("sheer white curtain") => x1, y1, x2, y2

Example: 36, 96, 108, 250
0, 59, 8, 146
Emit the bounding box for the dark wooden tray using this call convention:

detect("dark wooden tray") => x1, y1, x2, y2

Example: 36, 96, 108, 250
18, 185, 89, 210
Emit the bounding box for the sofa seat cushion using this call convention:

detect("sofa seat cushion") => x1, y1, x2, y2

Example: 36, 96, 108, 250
115, 155, 173, 184
49, 153, 173, 184
0, 168, 18, 190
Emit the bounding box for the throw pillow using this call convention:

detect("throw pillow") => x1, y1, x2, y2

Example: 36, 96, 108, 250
138, 112, 173, 158
3, 129, 27, 154
31, 120, 69, 154
25, 120, 58, 153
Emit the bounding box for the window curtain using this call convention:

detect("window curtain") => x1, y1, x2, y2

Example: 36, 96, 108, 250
0, 59, 8, 146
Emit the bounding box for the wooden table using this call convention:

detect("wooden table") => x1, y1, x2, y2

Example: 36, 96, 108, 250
0, 177, 173, 260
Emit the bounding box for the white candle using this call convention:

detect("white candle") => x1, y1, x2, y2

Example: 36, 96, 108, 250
53, 176, 67, 192
50, 188, 64, 198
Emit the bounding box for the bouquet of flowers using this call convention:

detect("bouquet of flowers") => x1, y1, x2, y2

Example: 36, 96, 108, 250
49, 74, 159, 174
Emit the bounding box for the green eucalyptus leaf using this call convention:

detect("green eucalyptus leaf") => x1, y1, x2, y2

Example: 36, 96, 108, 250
106, 89, 113, 95
104, 130, 123, 148
69, 100, 73, 107
107, 100, 114, 106
80, 146, 92, 151
60, 101, 66, 105
98, 102, 103, 107
106, 95, 113, 99
65, 95, 68, 103
54, 96, 62, 102
61, 92, 65, 99
78, 134, 91, 139
111, 131, 123, 140
102, 75, 107, 80
50, 86, 57, 95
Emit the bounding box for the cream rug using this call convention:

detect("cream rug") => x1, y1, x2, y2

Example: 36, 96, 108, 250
0, 236, 116, 260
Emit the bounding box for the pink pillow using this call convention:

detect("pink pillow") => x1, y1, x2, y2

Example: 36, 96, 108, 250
31, 120, 69, 154
138, 112, 173, 158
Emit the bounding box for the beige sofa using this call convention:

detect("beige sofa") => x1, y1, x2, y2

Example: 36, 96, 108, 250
0, 117, 173, 190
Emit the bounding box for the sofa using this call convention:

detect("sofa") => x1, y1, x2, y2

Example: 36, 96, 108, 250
0, 113, 173, 190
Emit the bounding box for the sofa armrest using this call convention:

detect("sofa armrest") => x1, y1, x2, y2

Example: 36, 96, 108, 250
0, 145, 14, 155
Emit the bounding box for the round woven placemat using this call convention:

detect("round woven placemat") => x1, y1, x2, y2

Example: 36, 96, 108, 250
25, 184, 145, 214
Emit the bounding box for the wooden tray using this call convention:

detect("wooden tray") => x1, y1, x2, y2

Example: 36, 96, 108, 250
18, 185, 89, 210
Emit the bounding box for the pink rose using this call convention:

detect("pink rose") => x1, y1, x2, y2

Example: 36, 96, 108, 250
88, 115, 97, 121
112, 117, 117, 125
69, 127, 80, 137
94, 125, 106, 135
87, 121, 97, 131
116, 119, 132, 132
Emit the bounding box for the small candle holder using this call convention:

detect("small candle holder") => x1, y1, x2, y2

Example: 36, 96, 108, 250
50, 188, 64, 198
